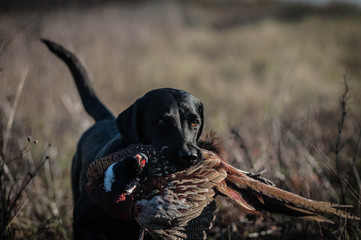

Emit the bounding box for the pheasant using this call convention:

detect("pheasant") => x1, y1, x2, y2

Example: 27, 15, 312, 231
86, 135, 359, 240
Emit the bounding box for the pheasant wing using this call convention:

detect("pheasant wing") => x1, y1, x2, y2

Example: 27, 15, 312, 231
149, 201, 217, 240
135, 153, 225, 239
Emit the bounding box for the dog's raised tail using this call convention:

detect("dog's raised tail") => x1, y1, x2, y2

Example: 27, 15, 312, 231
41, 39, 114, 122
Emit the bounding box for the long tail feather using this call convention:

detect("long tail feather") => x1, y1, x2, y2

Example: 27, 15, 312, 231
220, 161, 360, 222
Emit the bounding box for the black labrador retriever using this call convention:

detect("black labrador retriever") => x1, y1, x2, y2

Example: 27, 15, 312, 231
42, 39, 207, 239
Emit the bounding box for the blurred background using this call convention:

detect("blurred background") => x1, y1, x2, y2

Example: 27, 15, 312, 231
1, 0, 361, 239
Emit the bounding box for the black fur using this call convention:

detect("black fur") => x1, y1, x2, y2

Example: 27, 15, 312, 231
42, 39, 205, 240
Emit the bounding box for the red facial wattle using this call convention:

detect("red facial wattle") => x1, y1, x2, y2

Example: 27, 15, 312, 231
135, 153, 148, 168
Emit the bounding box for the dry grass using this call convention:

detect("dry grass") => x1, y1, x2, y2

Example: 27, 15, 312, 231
1, 1, 361, 239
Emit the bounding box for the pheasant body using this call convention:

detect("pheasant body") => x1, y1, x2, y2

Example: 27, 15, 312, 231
86, 138, 359, 239
87, 145, 221, 239
134, 151, 225, 235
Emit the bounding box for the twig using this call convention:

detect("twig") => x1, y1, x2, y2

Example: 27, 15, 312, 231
351, 128, 361, 220
8, 146, 49, 213
2, 66, 29, 155
351, 128, 361, 190
334, 76, 349, 203
42, 151, 66, 234
277, 140, 286, 185
231, 129, 254, 170
6, 198, 29, 229
286, 131, 338, 199
313, 145, 360, 203
1, 66, 29, 184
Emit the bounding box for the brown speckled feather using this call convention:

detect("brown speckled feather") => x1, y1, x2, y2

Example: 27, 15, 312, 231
87, 144, 221, 239
86, 136, 359, 240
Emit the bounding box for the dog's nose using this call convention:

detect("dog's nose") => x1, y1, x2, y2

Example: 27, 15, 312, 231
179, 150, 198, 164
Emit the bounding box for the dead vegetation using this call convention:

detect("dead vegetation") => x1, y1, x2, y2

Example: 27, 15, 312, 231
0, 80, 70, 239
0, 1, 361, 239
211, 77, 361, 239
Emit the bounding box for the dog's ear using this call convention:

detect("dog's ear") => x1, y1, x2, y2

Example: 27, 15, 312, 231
116, 100, 143, 143
197, 102, 204, 141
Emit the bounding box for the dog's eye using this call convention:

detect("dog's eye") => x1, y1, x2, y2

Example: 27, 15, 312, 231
157, 119, 167, 125
191, 120, 200, 128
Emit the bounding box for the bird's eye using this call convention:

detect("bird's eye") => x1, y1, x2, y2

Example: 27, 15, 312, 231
191, 120, 200, 128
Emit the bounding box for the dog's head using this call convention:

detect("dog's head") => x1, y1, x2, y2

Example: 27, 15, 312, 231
116, 88, 204, 168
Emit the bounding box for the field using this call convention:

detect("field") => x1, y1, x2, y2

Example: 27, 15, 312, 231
1, 1, 361, 239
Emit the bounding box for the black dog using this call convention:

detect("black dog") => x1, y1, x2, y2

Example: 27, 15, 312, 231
42, 39, 206, 239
